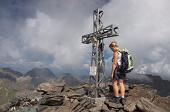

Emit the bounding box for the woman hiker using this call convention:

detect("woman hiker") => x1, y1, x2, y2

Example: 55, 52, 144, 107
109, 41, 126, 103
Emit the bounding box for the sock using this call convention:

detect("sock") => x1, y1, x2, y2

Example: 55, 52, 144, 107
121, 96, 124, 98
114, 96, 119, 98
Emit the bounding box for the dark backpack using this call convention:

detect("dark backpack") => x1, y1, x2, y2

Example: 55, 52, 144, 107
119, 48, 134, 73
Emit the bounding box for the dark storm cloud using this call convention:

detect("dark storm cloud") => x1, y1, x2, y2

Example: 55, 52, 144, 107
0, 0, 38, 38
0, 0, 37, 19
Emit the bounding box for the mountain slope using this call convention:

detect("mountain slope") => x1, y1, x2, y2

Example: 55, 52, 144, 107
127, 74, 170, 96
0, 68, 23, 81
0, 79, 16, 105
26, 68, 56, 86
56, 73, 82, 86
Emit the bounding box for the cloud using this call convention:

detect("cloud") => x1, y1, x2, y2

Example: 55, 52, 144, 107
134, 58, 170, 79
0, 0, 170, 79
103, 0, 170, 79
0, 37, 21, 61
0, 0, 110, 73
19, 10, 89, 71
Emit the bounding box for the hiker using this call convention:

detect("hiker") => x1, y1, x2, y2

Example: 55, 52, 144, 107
109, 41, 126, 103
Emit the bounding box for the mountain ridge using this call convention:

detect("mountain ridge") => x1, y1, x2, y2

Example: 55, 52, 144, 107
127, 73, 170, 96
0, 67, 24, 81
56, 73, 82, 86
25, 67, 56, 86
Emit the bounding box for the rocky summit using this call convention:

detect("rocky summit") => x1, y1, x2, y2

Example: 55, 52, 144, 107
1, 82, 170, 112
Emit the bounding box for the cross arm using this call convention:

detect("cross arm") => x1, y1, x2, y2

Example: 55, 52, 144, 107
82, 25, 119, 44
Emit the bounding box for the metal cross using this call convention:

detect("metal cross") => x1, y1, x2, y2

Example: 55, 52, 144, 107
82, 9, 119, 98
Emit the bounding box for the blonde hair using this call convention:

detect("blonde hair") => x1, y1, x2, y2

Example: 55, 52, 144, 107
109, 41, 118, 48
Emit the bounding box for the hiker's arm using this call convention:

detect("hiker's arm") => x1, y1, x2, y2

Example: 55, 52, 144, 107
111, 51, 118, 78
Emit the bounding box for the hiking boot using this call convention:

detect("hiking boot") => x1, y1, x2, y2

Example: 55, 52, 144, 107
110, 97, 120, 104
120, 98, 126, 105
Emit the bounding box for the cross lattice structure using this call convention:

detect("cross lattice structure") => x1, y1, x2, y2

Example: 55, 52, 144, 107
82, 9, 119, 98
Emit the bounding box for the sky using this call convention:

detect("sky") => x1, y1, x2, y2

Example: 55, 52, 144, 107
0, 0, 170, 79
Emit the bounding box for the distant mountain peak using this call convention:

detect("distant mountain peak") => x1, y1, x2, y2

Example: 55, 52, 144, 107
26, 68, 55, 77
0, 67, 24, 81
56, 73, 81, 86
25, 68, 56, 86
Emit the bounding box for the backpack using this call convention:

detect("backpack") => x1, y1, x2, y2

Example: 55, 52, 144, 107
118, 48, 134, 73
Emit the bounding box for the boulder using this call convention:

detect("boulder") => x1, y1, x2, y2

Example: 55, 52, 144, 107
124, 102, 137, 112
39, 95, 64, 106
104, 100, 123, 109
72, 97, 95, 112
69, 86, 87, 96
37, 82, 65, 94
124, 84, 157, 111
136, 97, 167, 112
67, 93, 84, 99
89, 106, 102, 112
151, 95, 170, 111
